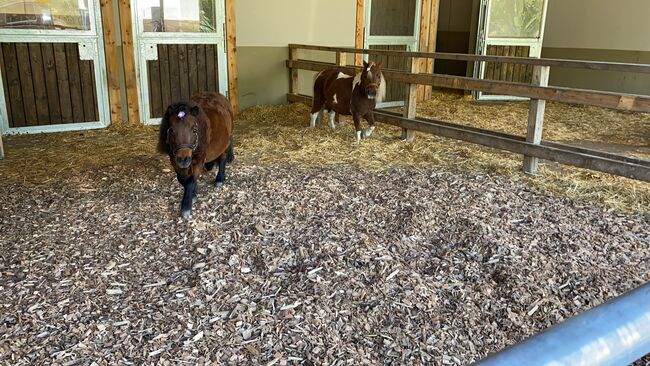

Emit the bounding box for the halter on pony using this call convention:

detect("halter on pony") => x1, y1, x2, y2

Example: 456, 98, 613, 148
167, 110, 199, 154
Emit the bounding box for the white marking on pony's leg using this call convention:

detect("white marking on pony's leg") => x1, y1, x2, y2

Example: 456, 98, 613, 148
310, 112, 319, 128
328, 112, 336, 129
337, 72, 352, 79
181, 210, 192, 219
356, 131, 362, 141
363, 126, 376, 138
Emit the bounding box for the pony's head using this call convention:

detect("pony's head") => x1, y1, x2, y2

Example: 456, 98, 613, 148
158, 103, 203, 169
360, 61, 386, 102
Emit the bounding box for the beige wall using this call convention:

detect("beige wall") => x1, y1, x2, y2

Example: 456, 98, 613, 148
235, 0, 357, 109
235, 0, 357, 47
544, 0, 650, 52
542, 0, 650, 94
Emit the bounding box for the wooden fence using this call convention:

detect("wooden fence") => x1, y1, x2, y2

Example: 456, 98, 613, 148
287, 44, 650, 182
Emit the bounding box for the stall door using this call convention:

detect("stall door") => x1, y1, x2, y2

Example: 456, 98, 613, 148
473, 0, 548, 100
132, 0, 228, 124
0, 0, 110, 134
364, 0, 422, 108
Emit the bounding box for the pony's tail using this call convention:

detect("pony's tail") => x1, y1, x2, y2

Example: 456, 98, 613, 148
226, 137, 235, 164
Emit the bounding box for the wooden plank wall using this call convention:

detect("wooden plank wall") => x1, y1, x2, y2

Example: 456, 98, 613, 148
484, 45, 533, 83
147, 44, 219, 118
369, 44, 410, 102
0, 42, 98, 128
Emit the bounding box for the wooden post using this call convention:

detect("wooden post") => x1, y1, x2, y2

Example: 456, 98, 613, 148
402, 57, 419, 142
100, 0, 122, 124
118, 0, 140, 123
335, 52, 347, 123
289, 47, 298, 96
523, 65, 550, 175
417, 0, 431, 100
354, 0, 365, 66
425, 0, 440, 99
225, 0, 238, 114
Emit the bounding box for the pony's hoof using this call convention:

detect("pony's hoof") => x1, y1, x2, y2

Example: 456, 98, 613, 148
362, 126, 375, 138
215, 181, 224, 188
181, 210, 192, 219
355, 131, 363, 142
192, 196, 198, 204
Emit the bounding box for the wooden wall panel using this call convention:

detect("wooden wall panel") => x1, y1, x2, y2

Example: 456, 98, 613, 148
147, 43, 220, 119
0, 42, 98, 128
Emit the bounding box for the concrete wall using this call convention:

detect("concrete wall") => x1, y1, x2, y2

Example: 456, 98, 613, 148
542, 0, 650, 95
235, 0, 357, 109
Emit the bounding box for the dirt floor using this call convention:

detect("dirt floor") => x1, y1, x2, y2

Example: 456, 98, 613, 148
0, 93, 649, 365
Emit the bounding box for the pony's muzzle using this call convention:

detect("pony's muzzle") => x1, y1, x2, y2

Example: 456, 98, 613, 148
175, 155, 192, 168
367, 92, 377, 100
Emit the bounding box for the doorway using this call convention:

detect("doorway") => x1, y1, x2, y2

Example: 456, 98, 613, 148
131, 0, 228, 124
473, 0, 549, 100
0, 0, 110, 134
364, 0, 422, 107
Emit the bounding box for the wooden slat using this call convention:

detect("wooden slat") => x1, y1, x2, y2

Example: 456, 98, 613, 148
289, 44, 650, 74
289, 47, 298, 95
53, 43, 73, 123
2, 43, 25, 127
0, 44, 13, 127
158, 44, 172, 109
41, 43, 62, 124
118, 0, 140, 123
425, 0, 439, 97
417, 0, 430, 100
65, 43, 84, 122
287, 60, 650, 112
148, 58, 162, 118
0, 129, 3, 159
79, 59, 97, 121
354, 0, 365, 66
226, 0, 238, 113
27, 43, 50, 125
100, 0, 123, 123
196, 44, 207, 92
178, 44, 190, 101
91, 64, 98, 120
15, 43, 36, 126
168, 44, 181, 102
187, 44, 198, 96
206, 43, 217, 92
288, 93, 650, 181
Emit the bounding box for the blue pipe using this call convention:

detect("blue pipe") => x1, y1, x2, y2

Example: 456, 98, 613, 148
473, 282, 650, 366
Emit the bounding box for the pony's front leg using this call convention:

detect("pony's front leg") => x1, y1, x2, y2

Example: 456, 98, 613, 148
215, 156, 227, 187
362, 112, 376, 138
177, 173, 197, 219
352, 112, 363, 141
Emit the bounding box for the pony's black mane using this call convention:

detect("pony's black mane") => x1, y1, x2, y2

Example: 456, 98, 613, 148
158, 102, 193, 155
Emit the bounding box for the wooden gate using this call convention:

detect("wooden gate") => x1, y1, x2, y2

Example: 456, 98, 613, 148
0, 42, 99, 128
146, 43, 219, 119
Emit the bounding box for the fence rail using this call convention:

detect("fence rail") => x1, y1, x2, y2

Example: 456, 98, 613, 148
287, 44, 650, 182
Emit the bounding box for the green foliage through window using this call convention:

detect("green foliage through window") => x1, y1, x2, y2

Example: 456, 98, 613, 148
488, 0, 544, 38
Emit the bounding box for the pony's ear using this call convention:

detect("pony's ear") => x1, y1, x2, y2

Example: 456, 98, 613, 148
190, 106, 200, 117
363, 60, 369, 69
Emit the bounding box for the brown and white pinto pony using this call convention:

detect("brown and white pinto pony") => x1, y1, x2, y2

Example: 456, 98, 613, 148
310, 61, 386, 141
158, 92, 234, 219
